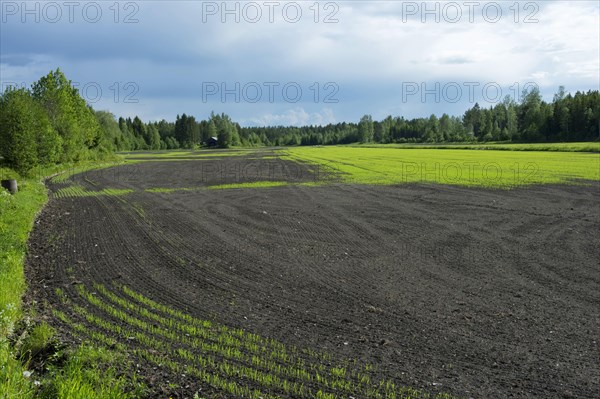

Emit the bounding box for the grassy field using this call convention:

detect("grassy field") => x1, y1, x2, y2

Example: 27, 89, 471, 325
352, 142, 600, 152
282, 146, 600, 188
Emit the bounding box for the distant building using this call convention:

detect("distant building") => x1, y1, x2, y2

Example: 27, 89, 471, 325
207, 137, 219, 147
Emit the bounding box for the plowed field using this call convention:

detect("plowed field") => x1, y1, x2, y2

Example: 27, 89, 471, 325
26, 150, 600, 398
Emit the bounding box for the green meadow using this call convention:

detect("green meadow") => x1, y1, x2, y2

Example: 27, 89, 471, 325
352, 142, 600, 152
282, 146, 600, 188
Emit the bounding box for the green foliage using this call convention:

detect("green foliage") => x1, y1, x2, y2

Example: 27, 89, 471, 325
175, 113, 201, 148
31, 68, 102, 162
147, 125, 161, 150
0, 69, 125, 173
208, 119, 217, 139
213, 112, 240, 148
94, 111, 122, 152
166, 136, 180, 149
358, 114, 374, 143
0, 89, 39, 172
0, 88, 61, 173
117, 117, 137, 150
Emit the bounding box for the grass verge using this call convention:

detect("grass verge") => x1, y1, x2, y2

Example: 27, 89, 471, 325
1, 167, 49, 399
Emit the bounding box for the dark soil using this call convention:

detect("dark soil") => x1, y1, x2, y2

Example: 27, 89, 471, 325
25, 154, 600, 399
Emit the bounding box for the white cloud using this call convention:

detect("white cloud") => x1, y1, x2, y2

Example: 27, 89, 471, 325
248, 107, 337, 127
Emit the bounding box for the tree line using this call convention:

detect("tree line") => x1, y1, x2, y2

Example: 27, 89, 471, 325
115, 112, 243, 151
1, 69, 599, 173
116, 86, 599, 149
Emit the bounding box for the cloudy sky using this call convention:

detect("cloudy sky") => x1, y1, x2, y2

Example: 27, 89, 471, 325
1, 1, 599, 126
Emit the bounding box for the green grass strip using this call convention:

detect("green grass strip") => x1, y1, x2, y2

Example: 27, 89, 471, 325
53, 185, 133, 199
0, 171, 48, 399
207, 181, 288, 190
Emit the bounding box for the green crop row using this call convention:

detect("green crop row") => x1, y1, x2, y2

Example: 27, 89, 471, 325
62, 282, 457, 399
94, 285, 300, 366
53, 181, 288, 198
207, 181, 289, 190
53, 185, 133, 199
76, 285, 365, 396
119, 284, 312, 361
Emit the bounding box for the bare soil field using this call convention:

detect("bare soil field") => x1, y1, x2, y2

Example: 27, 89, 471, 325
26, 152, 600, 398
